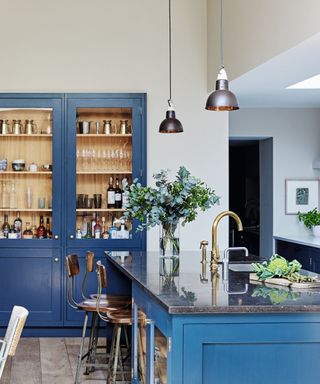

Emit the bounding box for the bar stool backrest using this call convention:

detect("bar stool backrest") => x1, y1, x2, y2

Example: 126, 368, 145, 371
96, 261, 107, 289
0, 306, 29, 379
66, 254, 80, 277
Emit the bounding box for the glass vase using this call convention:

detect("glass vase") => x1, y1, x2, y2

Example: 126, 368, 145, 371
159, 222, 180, 277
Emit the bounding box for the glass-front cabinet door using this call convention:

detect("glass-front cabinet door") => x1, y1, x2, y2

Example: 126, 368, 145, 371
66, 94, 146, 249
0, 96, 63, 247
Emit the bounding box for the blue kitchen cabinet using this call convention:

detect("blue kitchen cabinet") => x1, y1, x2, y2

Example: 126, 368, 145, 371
0, 248, 62, 327
0, 93, 146, 332
276, 240, 314, 270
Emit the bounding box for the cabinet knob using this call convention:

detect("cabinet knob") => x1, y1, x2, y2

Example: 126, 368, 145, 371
69, 234, 74, 239
54, 235, 59, 240
54, 258, 59, 262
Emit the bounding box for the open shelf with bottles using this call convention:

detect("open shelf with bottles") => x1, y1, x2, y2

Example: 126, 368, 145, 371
0, 105, 59, 241
65, 95, 145, 247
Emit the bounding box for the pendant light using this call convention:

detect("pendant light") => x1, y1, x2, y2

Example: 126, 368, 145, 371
205, 0, 239, 111
159, 0, 183, 133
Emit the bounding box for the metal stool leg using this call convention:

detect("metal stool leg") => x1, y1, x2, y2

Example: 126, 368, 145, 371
85, 312, 97, 375
89, 315, 100, 373
111, 325, 122, 384
75, 312, 89, 384
138, 326, 146, 384
107, 324, 117, 382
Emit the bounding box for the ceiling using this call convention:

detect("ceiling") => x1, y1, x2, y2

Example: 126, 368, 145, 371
230, 32, 320, 108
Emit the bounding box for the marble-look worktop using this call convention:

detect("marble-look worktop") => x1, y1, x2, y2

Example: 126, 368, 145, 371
274, 233, 320, 248
105, 250, 320, 314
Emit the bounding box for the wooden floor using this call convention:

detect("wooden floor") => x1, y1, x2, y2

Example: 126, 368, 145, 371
1, 338, 109, 384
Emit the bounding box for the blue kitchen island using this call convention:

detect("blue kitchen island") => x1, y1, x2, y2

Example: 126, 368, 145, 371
105, 250, 320, 384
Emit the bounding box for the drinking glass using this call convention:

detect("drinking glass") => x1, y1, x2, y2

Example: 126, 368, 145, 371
94, 194, 102, 208
26, 187, 33, 209
38, 197, 46, 209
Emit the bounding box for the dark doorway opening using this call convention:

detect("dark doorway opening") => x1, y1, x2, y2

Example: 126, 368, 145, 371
229, 138, 273, 257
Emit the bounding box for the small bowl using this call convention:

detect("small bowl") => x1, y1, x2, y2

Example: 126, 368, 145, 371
12, 159, 25, 171
42, 164, 52, 171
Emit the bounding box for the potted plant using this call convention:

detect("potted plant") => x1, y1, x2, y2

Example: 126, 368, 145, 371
298, 208, 320, 236
123, 166, 219, 259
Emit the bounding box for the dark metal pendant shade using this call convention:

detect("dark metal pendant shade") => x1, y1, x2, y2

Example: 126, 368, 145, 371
159, 0, 184, 134
159, 109, 183, 133
205, 78, 239, 111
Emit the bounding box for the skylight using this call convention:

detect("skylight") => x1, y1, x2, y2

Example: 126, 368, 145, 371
287, 74, 320, 89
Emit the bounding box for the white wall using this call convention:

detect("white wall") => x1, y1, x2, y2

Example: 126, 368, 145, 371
207, 0, 320, 85
0, 0, 229, 251
230, 108, 320, 237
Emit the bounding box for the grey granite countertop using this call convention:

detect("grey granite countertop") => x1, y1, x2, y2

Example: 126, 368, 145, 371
105, 250, 320, 314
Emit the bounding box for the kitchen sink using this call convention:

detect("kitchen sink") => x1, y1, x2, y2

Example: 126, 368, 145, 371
228, 263, 254, 272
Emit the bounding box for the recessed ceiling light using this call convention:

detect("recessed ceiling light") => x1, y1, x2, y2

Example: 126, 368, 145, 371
287, 74, 320, 89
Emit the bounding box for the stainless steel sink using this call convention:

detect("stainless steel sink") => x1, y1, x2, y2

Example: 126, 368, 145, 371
228, 264, 254, 272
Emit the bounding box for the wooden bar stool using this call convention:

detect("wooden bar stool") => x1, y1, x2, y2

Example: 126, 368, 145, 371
96, 261, 146, 384
66, 252, 130, 383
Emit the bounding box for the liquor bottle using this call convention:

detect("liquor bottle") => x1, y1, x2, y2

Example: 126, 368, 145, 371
31, 214, 37, 238
22, 222, 33, 239
46, 217, 52, 239
2, 214, 10, 238
91, 212, 97, 236
80, 214, 87, 237
109, 215, 118, 239
94, 217, 102, 239
107, 176, 115, 209
101, 216, 109, 239
76, 227, 82, 239
0, 221, 5, 239
85, 222, 92, 239
115, 177, 122, 209
118, 218, 130, 239
8, 225, 18, 239
13, 211, 22, 239
122, 178, 129, 208
37, 215, 47, 239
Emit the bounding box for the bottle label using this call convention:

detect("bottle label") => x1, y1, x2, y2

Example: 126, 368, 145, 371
115, 193, 122, 202
108, 191, 115, 204
23, 234, 33, 239
8, 232, 18, 239
95, 230, 101, 239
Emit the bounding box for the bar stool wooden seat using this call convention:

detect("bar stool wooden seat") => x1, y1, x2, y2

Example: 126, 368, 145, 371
65, 252, 130, 384
96, 261, 146, 384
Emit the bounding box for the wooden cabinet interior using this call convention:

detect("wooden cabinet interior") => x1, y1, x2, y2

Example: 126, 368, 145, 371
76, 107, 133, 231
0, 108, 53, 232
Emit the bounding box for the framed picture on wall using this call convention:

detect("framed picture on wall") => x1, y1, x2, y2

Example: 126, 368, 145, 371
285, 179, 319, 214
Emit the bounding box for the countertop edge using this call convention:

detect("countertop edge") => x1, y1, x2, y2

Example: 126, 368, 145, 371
105, 251, 320, 315
274, 235, 320, 249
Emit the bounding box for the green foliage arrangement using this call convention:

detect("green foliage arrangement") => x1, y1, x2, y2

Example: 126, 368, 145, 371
123, 166, 220, 231
297, 208, 320, 229
252, 254, 317, 283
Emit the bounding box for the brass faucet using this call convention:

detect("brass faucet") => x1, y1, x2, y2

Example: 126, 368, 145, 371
211, 210, 243, 268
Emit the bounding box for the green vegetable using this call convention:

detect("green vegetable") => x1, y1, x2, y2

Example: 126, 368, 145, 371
252, 286, 301, 305
252, 254, 317, 282
298, 208, 320, 229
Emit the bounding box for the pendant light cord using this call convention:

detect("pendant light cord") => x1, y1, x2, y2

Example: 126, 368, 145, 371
168, 0, 172, 107
220, 0, 224, 69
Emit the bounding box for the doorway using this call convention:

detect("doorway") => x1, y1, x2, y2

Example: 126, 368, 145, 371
229, 138, 273, 258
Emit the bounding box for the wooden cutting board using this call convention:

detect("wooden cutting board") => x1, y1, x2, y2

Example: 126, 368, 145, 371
250, 273, 320, 289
